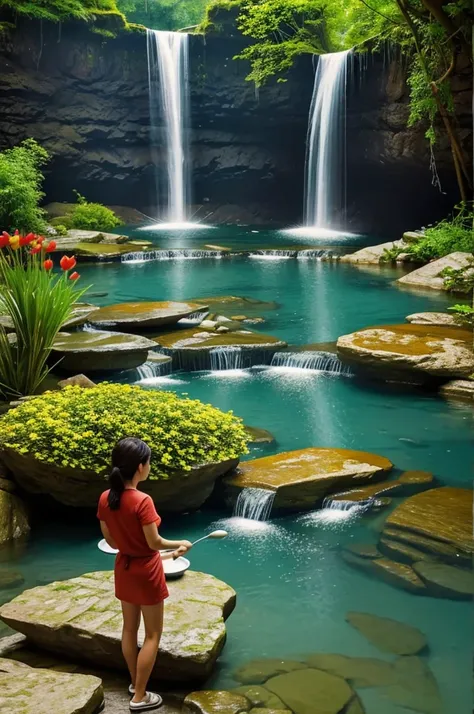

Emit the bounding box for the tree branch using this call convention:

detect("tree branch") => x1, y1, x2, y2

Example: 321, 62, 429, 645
356, 0, 402, 25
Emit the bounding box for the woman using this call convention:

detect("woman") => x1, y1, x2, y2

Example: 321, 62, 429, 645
97, 437, 192, 712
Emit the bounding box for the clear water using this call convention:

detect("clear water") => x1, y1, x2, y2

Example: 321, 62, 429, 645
1, 233, 471, 713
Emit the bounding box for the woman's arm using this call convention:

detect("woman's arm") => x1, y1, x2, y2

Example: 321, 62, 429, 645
142, 523, 192, 557
100, 521, 117, 549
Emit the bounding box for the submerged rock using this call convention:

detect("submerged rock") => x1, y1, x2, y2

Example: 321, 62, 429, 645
184, 690, 250, 714
0, 657, 104, 714
337, 323, 474, 381
412, 561, 474, 600
0, 491, 29, 546
90, 300, 206, 330
332, 470, 433, 502
234, 659, 306, 685
0, 570, 236, 682
346, 612, 427, 655
378, 536, 435, 565
52, 329, 156, 373
397, 251, 474, 292
244, 426, 276, 444
384, 656, 443, 714
233, 685, 288, 709
0, 570, 24, 589
304, 654, 397, 688
265, 668, 360, 714
439, 379, 474, 402
223, 448, 392, 512
341, 552, 427, 595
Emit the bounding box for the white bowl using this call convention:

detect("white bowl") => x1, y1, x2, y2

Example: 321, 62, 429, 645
162, 556, 190, 579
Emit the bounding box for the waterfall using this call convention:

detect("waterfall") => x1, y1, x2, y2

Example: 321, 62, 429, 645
146, 30, 190, 223
297, 249, 336, 260
234, 488, 276, 521
121, 250, 223, 263
135, 359, 172, 381
249, 250, 297, 259
270, 351, 353, 376
304, 50, 352, 229
210, 346, 243, 371
178, 311, 208, 326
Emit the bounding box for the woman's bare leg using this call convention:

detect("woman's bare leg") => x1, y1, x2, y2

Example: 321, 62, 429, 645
121, 601, 141, 688
132, 602, 164, 703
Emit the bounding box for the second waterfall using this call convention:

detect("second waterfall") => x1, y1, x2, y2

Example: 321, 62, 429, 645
146, 30, 190, 225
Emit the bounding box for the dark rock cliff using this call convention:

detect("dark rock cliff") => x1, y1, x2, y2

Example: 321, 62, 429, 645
0, 20, 471, 236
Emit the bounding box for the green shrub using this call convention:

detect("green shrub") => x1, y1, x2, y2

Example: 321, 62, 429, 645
0, 139, 49, 233
50, 216, 72, 230
448, 303, 474, 326
381, 244, 405, 263
405, 207, 474, 262
0, 383, 249, 475
70, 192, 123, 232
441, 258, 474, 293
51, 224, 68, 236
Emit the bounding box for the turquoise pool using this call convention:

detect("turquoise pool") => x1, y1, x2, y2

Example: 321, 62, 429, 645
1, 237, 471, 713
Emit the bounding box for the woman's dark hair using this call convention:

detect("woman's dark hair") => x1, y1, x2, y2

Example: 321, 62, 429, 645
108, 437, 151, 510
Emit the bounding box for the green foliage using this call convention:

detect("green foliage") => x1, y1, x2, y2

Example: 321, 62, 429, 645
0, 0, 127, 29
381, 243, 405, 262
0, 242, 87, 399
0, 383, 249, 474
442, 257, 474, 293
404, 207, 474, 262
50, 216, 72, 229
70, 192, 123, 232
116, 0, 208, 31
52, 223, 68, 236
448, 303, 474, 325
0, 139, 49, 234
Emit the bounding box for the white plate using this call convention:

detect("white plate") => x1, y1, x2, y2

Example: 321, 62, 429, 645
98, 539, 119, 554
162, 556, 190, 579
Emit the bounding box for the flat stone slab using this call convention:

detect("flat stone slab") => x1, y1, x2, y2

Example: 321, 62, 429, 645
340, 240, 405, 265
90, 301, 206, 329
405, 312, 459, 326
233, 686, 288, 709
223, 448, 392, 511
265, 668, 360, 714
412, 561, 474, 600
384, 656, 443, 714
304, 654, 397, 688
384, 487, 473, 561
337, 323, 474, 379
439, 379, 474, 402
154, 327, 286, 351
397, 251, 474, 292
234, 659, 307, 685
52, 330, 156, 372
0, 657, 104, 714
342, 552, 427, 595
346, 612, 427, 655
184, 690, 250, 713
0, 570, 236, 683
332, 470, 433, 502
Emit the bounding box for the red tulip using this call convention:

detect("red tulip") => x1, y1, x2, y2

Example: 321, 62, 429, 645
60, 255, 76, 271
0, 233, 10, 248
43, 259, 54, 271
45, 240, 57, 253
37, 235, 45, 244
69, 271, 80, 281
30, 245, 41, 255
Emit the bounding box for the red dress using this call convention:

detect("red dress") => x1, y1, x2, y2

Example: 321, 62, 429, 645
97, 489, 169, 606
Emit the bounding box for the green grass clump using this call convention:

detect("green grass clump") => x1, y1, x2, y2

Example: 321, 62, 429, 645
70, 192, 122, 232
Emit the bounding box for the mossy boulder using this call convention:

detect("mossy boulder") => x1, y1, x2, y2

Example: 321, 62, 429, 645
52, 329, 156, 373
412, 561, 474, 600
0, 491, 29, 546
345, 612, 427, 655
90, 301, 206, 330
332, 470, 433, 502
337, 323, 474, 381
184, 690, 250, 713
222, 448, 392, 512
232, 685, 288, 709
0, 570, 236, 683
0, 657, 104, 714
397, 251, 474, 292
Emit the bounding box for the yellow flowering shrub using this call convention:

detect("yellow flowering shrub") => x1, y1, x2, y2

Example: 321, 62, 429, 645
0, 383, 249, 478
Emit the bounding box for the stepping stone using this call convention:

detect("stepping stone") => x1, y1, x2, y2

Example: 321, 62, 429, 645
333, 470, 433, 502
0, 656, 103, 714
304, 654, 397, 688
233, 659, 306, 685
412, 561, 474, 600
90, 300, 206, 329
184, 690, 250, 714
265, 668, 359, 714
52, 330, 156, 372
379, 536, 435, 565
0, 570, 236, 683
346, 612, 427, 655
383, 656, 443, 714
233, 686, 287, 709
382, 527, 468, 565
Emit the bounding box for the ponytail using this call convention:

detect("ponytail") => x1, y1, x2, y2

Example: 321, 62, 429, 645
108, 466, 125, 511
107, 437, 151, 511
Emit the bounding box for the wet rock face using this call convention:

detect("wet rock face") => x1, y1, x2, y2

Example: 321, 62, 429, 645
0, 21, 469, 234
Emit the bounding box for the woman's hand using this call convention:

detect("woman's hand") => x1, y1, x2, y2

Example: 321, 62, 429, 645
172, 540, 192, 559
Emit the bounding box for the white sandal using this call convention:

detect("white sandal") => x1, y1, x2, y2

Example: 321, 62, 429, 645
129, 691, 163, 711
129, 685, 135, 697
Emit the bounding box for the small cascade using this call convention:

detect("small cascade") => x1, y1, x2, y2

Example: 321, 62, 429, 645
234, 488, 276, 521
297, 249, 335, 260
249, 250, 297, 259
270, 351, 353, 376
135, 359, 172, 381
321, 498, 364, 511
178, 311, 208, 326
210, 346, 243, 371
121, 250, 223, 263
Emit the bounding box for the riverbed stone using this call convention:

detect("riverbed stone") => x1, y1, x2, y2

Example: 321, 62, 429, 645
397, 251, 474, 292
342, 552, 427, 595
383, 487, 473, 564
344, 544, 381, 560
0, 570, 236, 682
346, 612, 427, 655
405, 312, 459, 326
384, 656, 443, 714
0, 570, 24, 589
0, 657, 104, 714
332, 470, 433, 502
191, 296, 279, 315
382, 526, 467, 565
337, 323, 474, 380
439, 379, 474, 402
265, 668, 358, 714
90, 300, 206, 330
244, 426, 275, 444
184, 690, 250, 713
233, 686, 288, 709
340, 240, 405, 264
378, 536, 435, 564
412, 561, 474, 600
233, 659, 306, 685
0, 490, 30, 545
52, 330, 156, 373
223, 448, 392, 512
304, 654, 397, 688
